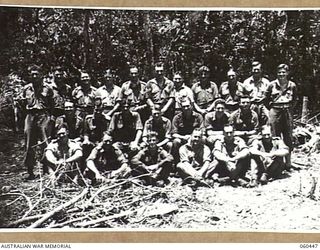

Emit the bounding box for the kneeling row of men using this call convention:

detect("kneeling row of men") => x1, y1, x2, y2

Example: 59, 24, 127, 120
44, 120, 289, 187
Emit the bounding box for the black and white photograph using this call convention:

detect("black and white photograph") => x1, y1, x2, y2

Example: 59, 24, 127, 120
0, 5, 319, 231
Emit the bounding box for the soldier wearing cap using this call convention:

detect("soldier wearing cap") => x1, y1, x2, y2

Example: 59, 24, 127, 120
219, 69, 245, 113
120, 66, 148, 123
22, 65, 54, 180
229, 95, 259, 143
211, 125, 251, 186
95, 69, 121, 122
131, 131, 174, 186
191, 66, 219, 116
107, 99, 143, 155
243, 61, 270, 125
72, 71, 96, 119
176, 129, 213, 185
264, 64, 297, 170
204, 99, 230, 148
54, 101, 84, 139
146, 63, 175, 120
171, 99, 204, 163
250, 125, 289, 185
86, 134, 130, 183
142, 104, 172, 152
44, 127, 83, 183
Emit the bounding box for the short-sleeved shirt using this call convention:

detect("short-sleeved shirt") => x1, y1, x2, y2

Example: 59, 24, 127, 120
171, 112, 204, 135
51, 84, 73, 111
204, 111, 229, 132
192, 81, 219, 108
87, 143, 128, 171
243, 76, 270, 102
146, 77, 175, 106
179, 142, 211, 168
143, 117, 171, 141
229, 109, 259, 132
72, 86, 96, 109
55, 114, 84, 139
265, 80, 297, 108
22, 83, 54, 110
84, 113, 110, 142
174, 85, 194, 109
107, 111, 143, 143
213, 137, 247, 158
120, 80, 147, 106
219, 81, 244, 110
95, 84, 121, 108
132, 146, 173, 166
251, 136, 289, 153
45, 139, 82, 160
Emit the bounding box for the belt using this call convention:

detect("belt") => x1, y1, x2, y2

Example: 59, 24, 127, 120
26, 109, 48, 115
52, 108, 64, 115
271, 103, 290, 109
198, 101, 213, 108
102, 105, 114, 110
76, 106, 94, 112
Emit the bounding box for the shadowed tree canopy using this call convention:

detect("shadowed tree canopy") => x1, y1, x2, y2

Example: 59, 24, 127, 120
1, 7, 320, 109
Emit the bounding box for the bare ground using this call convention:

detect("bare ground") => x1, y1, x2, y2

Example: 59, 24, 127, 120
0, 129, 319, 230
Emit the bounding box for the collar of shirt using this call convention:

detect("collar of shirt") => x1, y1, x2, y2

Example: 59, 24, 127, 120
199, 81, 212, 89
150, 77, 172, 87
185, 140, 204, 151
249, 76, 265, 85
100, 84, 115, 92
128, 80, 144, 89
233, 109, 253, 124
77, 85, 96, 94
274, 79, 294, 90
180, 111, 198, 120
175, 84, 188, 91
211, 111, 228, 121
222, 81, 241, 92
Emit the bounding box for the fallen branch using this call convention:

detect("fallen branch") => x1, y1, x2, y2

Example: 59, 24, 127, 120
75, 209, 136, 227
47, 215, 90, 228
8, 214, 43, 227
28, 188, 89, 229
86, 174, 150, 205
0, 192, 32, 211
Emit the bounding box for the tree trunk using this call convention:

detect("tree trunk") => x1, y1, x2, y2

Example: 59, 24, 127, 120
83, 10, 90, 69
143, 11, 154, 75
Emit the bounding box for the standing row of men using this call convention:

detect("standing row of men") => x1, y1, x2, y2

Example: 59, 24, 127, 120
20, 61, 296, 188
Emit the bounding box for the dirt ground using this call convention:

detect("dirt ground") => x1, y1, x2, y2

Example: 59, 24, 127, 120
0, 128, 319, 230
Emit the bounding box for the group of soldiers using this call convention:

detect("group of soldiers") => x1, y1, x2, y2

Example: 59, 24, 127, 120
19, 60, 297, 188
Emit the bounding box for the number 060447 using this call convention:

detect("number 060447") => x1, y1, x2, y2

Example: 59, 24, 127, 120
300, 244, 318, 248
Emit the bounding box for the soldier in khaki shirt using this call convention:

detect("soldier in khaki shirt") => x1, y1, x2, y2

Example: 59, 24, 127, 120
131, 131, 173, 186
86, 134, 130, 184
177, 129, 213, 185
192, 66, 219, 116
250, 125, 289, 186
44, 127, 83, 184
212, 125, 251, 186
243, 61, 270, 125
264, 64, 297, 169
22, 65, 54, 180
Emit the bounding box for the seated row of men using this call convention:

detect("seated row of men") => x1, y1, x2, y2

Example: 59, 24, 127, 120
44, 97, 289, 187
